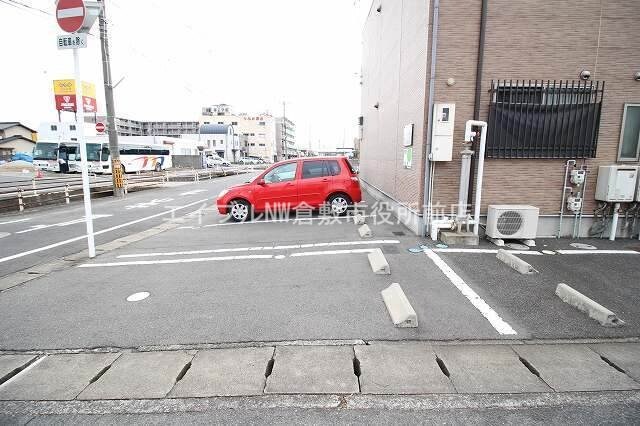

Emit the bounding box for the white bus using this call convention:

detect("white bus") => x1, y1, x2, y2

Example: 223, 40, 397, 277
99, 143, 171, 174
33, 141, 99, 174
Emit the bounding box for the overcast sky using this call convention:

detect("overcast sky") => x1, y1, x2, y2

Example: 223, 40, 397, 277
0, 0, 370, 151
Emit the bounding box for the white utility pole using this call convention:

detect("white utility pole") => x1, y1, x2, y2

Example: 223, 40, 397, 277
73, 48, 96, 258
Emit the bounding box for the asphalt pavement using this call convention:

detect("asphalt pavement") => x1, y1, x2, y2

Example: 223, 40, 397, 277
0, 171, 257, 277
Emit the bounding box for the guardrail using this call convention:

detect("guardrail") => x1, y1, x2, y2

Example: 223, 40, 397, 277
0, 166, 250, 213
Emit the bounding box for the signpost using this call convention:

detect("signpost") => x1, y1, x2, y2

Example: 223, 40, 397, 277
56, 0, 102, 258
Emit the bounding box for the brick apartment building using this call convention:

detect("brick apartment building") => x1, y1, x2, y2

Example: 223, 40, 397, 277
359, 0, 640, 238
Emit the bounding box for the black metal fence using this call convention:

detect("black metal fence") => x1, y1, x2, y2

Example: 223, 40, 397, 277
487, 80, 604, 159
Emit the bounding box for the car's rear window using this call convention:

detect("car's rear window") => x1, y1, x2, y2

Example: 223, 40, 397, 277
343, 158, 357, 174
326, 160, 341, 176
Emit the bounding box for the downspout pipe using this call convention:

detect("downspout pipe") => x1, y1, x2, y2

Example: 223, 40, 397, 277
421, 0, 440, 237
468, 0, 488, 207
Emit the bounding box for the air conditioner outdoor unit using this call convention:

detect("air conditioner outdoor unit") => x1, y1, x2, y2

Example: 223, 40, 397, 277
486, 205, 539, 239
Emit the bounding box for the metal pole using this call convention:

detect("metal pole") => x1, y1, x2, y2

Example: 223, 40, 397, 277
609, 202, 620, 241
98, 0, 125, 198
74, 47, 96, 258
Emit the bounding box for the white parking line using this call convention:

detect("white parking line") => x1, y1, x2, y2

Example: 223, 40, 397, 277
423, 249, 517, 336
116, 239, 401, 259
555, 249, 639, 255
290, 248, 377, 257
433, 248, 542, 255
203, 215, 375, 227
78, 254, 274, 268
0, 218, 31, 226
0, 199, 208, 264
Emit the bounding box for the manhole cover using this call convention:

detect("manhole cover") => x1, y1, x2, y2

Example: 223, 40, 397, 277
392, 231, 406, 236
569, 243, 597, 250
506, 243, 529, 250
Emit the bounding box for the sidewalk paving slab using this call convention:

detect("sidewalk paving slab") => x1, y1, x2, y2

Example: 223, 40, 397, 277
0, 353, 119, 401
0, 355, 37, 383
78, 351, 193, 400
589, 343, 640, 382
433, 345, 551, 393
265, 346, 359, 394
169, 347, 274, 397
355, 343, 454, 394
513, 345, 640, 392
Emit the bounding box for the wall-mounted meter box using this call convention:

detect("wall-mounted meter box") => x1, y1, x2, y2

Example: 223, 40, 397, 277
431, 103, 455, 161
594, 165, 639, 202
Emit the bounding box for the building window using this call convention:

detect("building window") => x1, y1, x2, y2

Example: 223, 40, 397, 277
618, 104, 640, 162
259, 143, 265, 146
259, 121, 265, 126
487, 80, 604, 159
69, 125, 76, 130
232, 121, 238, 125
218, 122, 224, 125
250, 133, 255, 136
50, 125, 57, 131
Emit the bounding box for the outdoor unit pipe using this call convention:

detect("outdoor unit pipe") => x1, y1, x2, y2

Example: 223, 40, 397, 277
457, 148, 474, 220
610, 203, 620, 241
464, 120, 487, 235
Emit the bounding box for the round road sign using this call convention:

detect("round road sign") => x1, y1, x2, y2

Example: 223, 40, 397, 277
95, 122, 106, 133
56, 0, 86, 34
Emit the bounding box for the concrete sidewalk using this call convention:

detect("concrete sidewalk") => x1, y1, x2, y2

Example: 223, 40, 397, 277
1, 341, 639, 401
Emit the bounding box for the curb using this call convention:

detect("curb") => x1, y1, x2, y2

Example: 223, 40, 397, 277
367, 248, 390, 275
496, 249, 537, 274
381, 283, 418, 328
555, 283, 625, 327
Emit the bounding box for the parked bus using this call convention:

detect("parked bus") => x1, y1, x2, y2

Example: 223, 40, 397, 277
32, 141, 87, 173
99, 143, 171, 174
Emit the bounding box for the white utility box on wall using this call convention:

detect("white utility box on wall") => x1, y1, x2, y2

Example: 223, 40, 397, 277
431, 103, 455, 161
594, 165, 638, 202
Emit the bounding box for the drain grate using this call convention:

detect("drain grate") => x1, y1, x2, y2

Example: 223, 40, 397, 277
392, 231, 406, 236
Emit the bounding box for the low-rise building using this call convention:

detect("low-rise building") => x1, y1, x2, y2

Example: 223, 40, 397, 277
0, 122, 37, 161
200, 104, 283, 162
275, 117, 297, 159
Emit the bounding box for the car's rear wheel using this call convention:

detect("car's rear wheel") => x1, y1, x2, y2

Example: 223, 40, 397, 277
229, 199, 251, 222
327, 193, 352, 216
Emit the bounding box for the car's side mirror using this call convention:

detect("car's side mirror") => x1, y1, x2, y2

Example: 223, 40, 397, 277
257, 178, 266, 185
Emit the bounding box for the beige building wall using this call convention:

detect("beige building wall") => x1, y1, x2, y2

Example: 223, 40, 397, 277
1, 125, 34, 140
361, 0, 640, 235
360, 0, 430, 212
200, 114, 277, 161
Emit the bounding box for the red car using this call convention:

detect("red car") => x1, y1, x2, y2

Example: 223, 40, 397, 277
217, 156, 362, 221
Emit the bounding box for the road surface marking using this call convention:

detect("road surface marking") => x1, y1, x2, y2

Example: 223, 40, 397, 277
424, 249, 517, 335
78, 254, 273, 268
0, 218, 30, 226
179, 189, 207, 196
555, 250, 639, 255
126, 292, 150, 302
125, 198, 175, 210
116, 240, 401, 259
204, 215, 376, 227
15, 214, 113, 234
433, 248, 542, 255
290, 248, 377, 257
0, 198, 208, 265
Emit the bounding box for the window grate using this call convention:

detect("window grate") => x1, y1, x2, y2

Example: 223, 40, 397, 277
487, 80, 604, 159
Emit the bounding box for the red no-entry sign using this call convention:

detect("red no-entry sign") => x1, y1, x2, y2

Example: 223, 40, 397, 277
95, 122, 106, 133
56, 0, 86, 33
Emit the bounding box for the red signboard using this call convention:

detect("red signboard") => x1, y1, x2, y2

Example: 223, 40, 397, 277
56, 0, 86, 33
55, 94, 77, 112
95, 122, 106, 133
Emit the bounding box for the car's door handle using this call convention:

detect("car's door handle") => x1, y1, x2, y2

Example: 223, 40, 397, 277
322, 178, 329, 182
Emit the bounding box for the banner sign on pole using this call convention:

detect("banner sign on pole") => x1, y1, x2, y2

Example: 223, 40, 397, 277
53, 79, 97, 113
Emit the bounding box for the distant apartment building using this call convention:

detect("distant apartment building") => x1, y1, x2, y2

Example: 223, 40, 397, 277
0, 122, 37, 161
201, 104, 293, 162
275, 117, 297, 160
86, 116, 198, 137
360, 0, 640, 238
